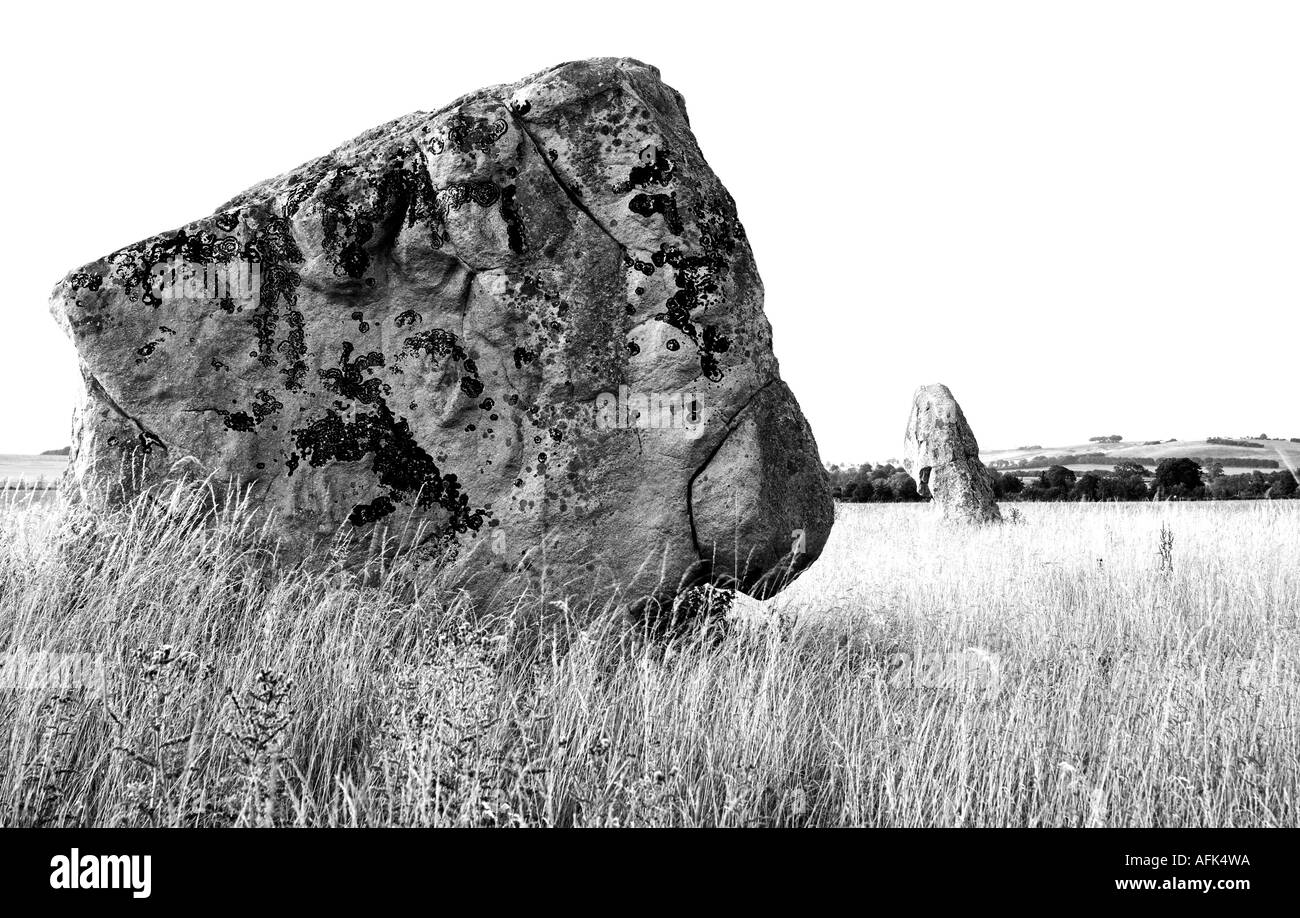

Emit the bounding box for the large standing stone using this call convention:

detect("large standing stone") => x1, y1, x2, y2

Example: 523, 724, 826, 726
902, 384, 1001, 523
50, 58, 833, 615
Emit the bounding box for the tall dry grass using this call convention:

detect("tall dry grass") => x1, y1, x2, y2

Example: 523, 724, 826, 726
0, 483, 1296, 826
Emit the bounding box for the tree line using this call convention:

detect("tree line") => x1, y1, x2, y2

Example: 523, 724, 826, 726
829, 459, 1299, 503
826, 463, 924, 502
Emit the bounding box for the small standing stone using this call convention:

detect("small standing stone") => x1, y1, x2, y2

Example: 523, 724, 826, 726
903, 384, 1002, 523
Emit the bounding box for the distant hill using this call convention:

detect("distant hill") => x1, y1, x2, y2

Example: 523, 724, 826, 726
983, 437, 1300, 475
40, 446, 71, 456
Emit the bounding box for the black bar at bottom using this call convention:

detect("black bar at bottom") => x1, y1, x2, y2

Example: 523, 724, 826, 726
0, 828, 1280, 905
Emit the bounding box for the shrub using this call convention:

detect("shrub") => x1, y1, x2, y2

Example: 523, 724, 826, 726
1153, 458, 1204, 499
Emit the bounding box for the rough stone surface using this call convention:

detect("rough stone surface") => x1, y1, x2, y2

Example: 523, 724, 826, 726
50, 58, 833, 614
902, 384, 1001, 524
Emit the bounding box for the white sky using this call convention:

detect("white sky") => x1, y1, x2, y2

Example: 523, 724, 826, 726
3, 1, 1296, 463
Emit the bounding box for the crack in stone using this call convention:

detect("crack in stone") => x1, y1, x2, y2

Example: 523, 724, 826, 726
506, 107, 629, 255
684, 376, 777, 561
86, 371, 168, 453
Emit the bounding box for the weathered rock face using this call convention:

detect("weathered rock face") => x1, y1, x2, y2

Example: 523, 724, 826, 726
50, 58, 833, 614
902, 384, 1001, 524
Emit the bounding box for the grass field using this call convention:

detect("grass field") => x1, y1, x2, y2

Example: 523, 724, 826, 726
0, 485, 1296, 827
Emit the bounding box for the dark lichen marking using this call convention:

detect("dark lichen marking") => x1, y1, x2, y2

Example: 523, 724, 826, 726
319, 168, 374, 280
444, 114, 509, 154
105, 215, 300, 378
282, 158, 333, 220
319, 342, 389, 406
499, 184, 527, 254
251, 388, 284, 421
624, 146, 676, 190
275, 307, 308, 391
440, 181, 501, 210
651, 245, 733, 380
292, 401, 491, 531
348, 495, 397, 526
639, 188, 746, 382
207, 213, 308, 388
628, 192, 682, 234
280, 203, 492, 531
68, 272, 103, 292
431, 168, 529, 265
622, 145, 680, 232
223, 411, 256, 432
316, 146, 445, 280
189, 389, 279, 433
105, 228, 242, 308
623, 253, 656, 276
562, 131, 746, 383
400, 328, 485, 399
394, 309, 422, 328
512, 345, 538, 369
133, 325, 177, 364
460, 376, 484, 399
